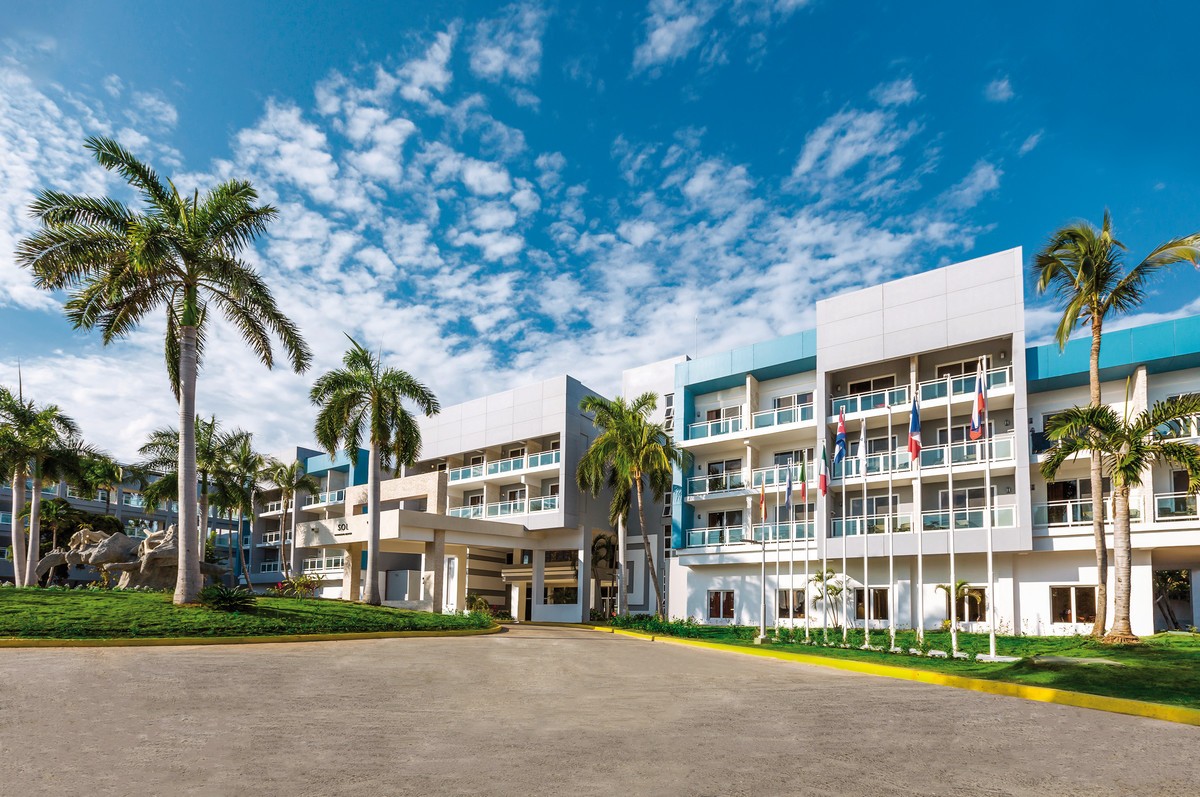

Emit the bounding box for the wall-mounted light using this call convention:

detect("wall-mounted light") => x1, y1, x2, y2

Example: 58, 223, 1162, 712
1000, 351, 1008, 361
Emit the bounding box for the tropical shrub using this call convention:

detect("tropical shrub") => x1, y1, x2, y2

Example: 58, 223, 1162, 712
272, 574, 324, 599
198, 584, 257, 613
466, 593, 493, 614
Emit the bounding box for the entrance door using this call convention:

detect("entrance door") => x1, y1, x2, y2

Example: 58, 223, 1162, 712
524, 585, 532, 622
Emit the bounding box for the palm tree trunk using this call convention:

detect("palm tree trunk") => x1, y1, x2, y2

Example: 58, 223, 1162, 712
10, 468, 27, 587
289, 495, 300, 577
616, 515, 628, 616
174, 325, 201, 605
363, 442, 381, 605
1106, 487, 1138, 643
1088, 320, 1109, 637
280, 497, 290, 579
26, 470, 43, 586
239, 488, 256, 591
634, 479, 665, 619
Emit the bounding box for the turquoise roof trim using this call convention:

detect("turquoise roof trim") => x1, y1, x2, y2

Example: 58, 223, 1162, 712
676, 328, 816, 393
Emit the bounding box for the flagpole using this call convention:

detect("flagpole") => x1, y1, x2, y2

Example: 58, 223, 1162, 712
841, 458, 848, 645
803, 454, 811, 642
860, 418, 870, 649
775, 475, 781, 633
947, 372, 958, 657
820, 447, 829, 644
983, 355, 997, 658
788, 459, 795, 628
915, 398, 924, 646
887, 408, 896, 651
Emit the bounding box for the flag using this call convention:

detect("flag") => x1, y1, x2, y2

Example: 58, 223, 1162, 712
760, 479, 766, 524
799, 456, 808, 502
907, 397, 922, 459
858, 419, 867, 475
784, 460, 794, 516
834, 407, 847, 464
970, 358, 988, 441
818, 446, 829, 496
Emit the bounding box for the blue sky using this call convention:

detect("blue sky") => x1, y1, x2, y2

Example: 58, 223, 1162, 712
1, 1, 1198, 459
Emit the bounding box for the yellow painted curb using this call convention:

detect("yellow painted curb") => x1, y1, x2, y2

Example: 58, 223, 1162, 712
588, 627, 1200, 727
0, 624, 502, 648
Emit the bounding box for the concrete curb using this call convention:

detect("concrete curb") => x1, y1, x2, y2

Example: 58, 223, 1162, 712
546, 624, 1200, 727
0, 624, 503, 648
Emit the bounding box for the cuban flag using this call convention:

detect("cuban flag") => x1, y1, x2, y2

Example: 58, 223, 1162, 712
834, 407, 847, 465
969, 359, 988, 441
907, 397, 922, 459
818, 446, 829, 496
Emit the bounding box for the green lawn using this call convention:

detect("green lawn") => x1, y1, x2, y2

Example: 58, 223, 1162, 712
609, 620, 1200, 709
0, 588, 493, 639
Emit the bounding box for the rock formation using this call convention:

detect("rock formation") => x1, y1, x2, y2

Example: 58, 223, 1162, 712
36, 525, 225, 590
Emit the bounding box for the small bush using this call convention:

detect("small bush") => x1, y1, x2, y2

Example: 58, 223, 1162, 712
466, 594, 493, 614
198, 585, 257, 613
271, 574, 324, 599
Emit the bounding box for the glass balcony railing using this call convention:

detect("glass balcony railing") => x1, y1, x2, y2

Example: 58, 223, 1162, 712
750, 464, 814, 489
830, 386, 910, 417
920, 506, 1016, 532
831, 513, 912, 537
301, 556, 345, 572
262, 501, 285, 514
1154, 492, 1199, 522
917, 433, 1015, 469
304, 489, 346, 507
687, 471, 746, 496
447, 450, 560, 482
750, 521, 815, 542
918, 366, 1012, 402
527, 494, 559, 513
833, 451, 913, 479
259, 562, 281, 573
751, 404, 814, 429
526, 451, 561, 469
687, 416, 743, 440
261, 531, 292, 545
449, 494, 560, 519
448, 463, 484, 482
685, 525, 746, 547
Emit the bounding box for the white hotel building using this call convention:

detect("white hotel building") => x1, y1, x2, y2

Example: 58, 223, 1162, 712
666, 249, 1200, 637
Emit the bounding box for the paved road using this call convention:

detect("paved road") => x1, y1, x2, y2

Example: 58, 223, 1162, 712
0, 625, 1196, 796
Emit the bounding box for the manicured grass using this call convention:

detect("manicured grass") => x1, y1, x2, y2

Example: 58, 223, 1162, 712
608, 619, 1200, 709
0, 588, 493, 639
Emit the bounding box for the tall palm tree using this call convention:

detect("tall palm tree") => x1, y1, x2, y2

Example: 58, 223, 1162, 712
31, 498, 83, 584
266, 459, 320, 577
216, 433, 267, 589
1032, 212, 1200, 636
0, 386, 82, 586
1042, 392, 1200, 643
311, 337, 439, 605
17, 136, 310, 604
78, 453, 125, 517
577, 393, 687, 619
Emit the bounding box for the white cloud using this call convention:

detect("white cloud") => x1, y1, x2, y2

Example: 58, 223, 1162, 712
471, 201, 518, 230
398, 26, 458, 105
461, 158, 514, 195
943, 160, 1002, 209
618, 220, 659, 247
130, 91, 179, 130
1019, 130, 1042, 156
633, 0, 719, 72
469, 3, 547, 85
102, 74, 123, 98
870, 77, 919, 107
985, 77, 1014, 103
790, 107, 922, 202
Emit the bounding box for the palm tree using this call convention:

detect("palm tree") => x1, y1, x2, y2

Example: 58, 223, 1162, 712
0, 386, 82, 586
809, 569, 845, 628
1032, 212, 1200, 635
590, 533, 617, 616
216, 433, 267, 589
266, 459, 320, 577
935, 579, 984, 630
78, 453, 125, 517
577, 393, 687, 619
311, 337, 439, 605
1042, 392, 1200, 643
31, 498, 83, 584
17, 136, 310, 604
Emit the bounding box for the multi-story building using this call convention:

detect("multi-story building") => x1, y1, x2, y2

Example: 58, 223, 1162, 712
287, 375, 620, 621
668, 249, 1200, 636
1, 471, 239, 584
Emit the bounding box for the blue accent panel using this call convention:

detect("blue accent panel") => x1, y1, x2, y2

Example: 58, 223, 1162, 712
1026, 315, 1200, 393
303, 448, 370, 484
360, 549, 368, 570
676, 328, 817, 395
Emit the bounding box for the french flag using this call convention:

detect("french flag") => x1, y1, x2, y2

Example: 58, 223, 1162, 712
818, 446, 829, 496
969, 360, 988, 441
907, 398, 922, 459
834, 407, 847, 465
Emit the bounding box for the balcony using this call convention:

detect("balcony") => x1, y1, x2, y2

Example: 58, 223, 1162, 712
446, 450, 561, 484
917, 433, 1016, 469
832, 513, 913, 536
750, 404, 814, 430
261, 500, 286, 515
687, 471, 746, 498
303, 489, 346, 510
122, 494, 147, 509
1154, 492, 1199, 522
920, 506, 1017, 532
447, 494, 560, 519
685, 525, 746, 547
260, 531, 293, 546
830, 386, 909, 417
685, 416, 743, 441
750, 521, 815, 542
833, 451, 912, 480
301, 555, 346, 573
259, 561, 281, 574
750, 463, 817, 490
917, 366, 1013, 403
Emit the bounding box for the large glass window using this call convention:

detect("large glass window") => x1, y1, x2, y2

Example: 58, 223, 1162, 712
944, 587, 987, 622
848, 375, 896, 395
708, 590, 734, 620
777, 588, 805, 618
1051, 586, 1097, 623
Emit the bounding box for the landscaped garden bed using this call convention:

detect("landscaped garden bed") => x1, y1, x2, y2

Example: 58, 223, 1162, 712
0, 587, 493, 639
606, 615, 1200, 709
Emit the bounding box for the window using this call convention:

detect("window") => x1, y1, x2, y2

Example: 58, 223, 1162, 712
663, 526, 672, 549
467, 493, 484, 507
661, 503, 672, 517
850, 494, 897, 517
435, 462, 448, 472
1051, 586, 1097, 624
773, 449, 813, 468
664, 393, 674, 418
777, 503, 815, 522
550, 439, 561, 451
773, 392, 813, 409
705, 458, 742, 490
935, 359, 978, 378
848, 375, 896, 395
708, 510, 742, 528
853, 588, 891, 621
708, 590, 735, 620
777, 589, 806, 618
937, 422, 995, 444
469, 454, 484, 466
938, 486, 996, 510
705, 405, 742, 422
547, 482, 560, 496
944, 587, 987, 622
505, 487, 526, 502
544, 587, 578, 605
507, 447, 526, 459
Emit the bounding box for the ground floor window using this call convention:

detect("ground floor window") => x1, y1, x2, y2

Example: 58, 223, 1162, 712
943, 587, 987, 622
1051, 586, 1097, 624
777, 589, 806, 618
598, 586, 617, 616
708, 590, 734, 620
854, 587, 890, 620
543, 587, 578, 605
